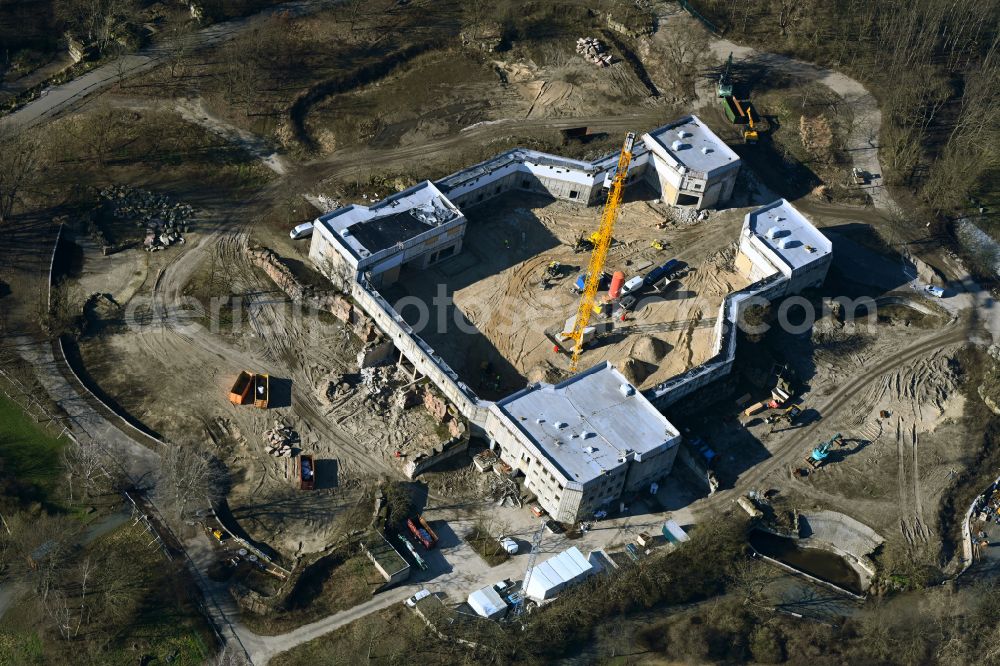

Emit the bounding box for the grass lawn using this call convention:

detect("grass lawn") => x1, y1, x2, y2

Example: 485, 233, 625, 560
270, 604, 458, 666
464, 527, 510, 567
241, 552, 378, 635
0, 396, 68, 502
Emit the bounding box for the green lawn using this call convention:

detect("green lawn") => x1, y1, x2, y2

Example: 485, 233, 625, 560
0, 395, 68, 501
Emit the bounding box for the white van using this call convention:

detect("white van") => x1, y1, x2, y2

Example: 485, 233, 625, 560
289, 222, 314, 240
405, 589, 431, 608
620, 276, 644, 297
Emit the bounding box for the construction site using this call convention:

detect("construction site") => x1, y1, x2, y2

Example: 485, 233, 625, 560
5, 1, 998, 662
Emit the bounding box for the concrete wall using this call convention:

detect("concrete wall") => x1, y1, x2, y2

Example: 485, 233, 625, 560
623, 441, 680, 493
404, 433, 470, 479
349, 279, 491, 430
438, 146, 654, 213
645, 267, 788, 409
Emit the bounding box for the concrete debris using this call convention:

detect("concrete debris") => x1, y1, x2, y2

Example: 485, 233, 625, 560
263, 423, 299, 457
248, 245, 309, 301
98, 185, 195, 252
360, 365, 398, 404
576, 37, 614, 67
247, 245, 382, 343
484, 473, 523, 508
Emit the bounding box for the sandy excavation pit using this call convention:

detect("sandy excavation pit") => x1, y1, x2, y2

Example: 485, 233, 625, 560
381, 192, 751, 399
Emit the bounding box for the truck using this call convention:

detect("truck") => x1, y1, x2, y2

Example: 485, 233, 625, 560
721, 95, 748, 124
254, 373, 270, 409
407, 516, 438, 550
298, 454, 315, 490
643, 259, 680, 287
229, 371, 254, 405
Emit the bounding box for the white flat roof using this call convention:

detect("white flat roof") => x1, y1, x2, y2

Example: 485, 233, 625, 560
495, 362, 679, 484
746, 199, 832, 271
315, 180, 460, 261
468, 585, 507, 618
526, 547, 594, 601
643, 115, 739, 176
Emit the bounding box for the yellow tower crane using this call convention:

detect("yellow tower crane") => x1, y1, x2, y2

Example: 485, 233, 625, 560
563, 131, 636, 372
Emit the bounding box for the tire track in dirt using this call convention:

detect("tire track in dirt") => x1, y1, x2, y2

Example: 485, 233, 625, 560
707, 325, 968, 504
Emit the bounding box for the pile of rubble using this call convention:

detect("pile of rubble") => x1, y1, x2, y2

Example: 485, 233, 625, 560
576, 37, 614, 67
324, 373, 357, 403
360, 365, 397, 405
248, 245, 308, 300
97, 185, 195, 252
484, 473, 523, 508
263, 423, 299, 457
658, 207, 709, 227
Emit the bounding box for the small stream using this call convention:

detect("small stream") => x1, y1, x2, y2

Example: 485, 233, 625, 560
749, 530, 863, 595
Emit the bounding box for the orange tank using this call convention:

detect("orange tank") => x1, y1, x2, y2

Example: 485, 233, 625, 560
609, 271, 625, 299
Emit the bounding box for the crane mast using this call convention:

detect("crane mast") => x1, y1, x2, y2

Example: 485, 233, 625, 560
565, 131, 636, 372
513, 520, 546, 616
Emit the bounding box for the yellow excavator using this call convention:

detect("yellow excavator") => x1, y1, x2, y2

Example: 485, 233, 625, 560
733, 98, 758, 143
562, 131, 635, 371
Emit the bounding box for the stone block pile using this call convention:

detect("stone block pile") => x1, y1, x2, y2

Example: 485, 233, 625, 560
264, 423, 299, 457
97, 185, 195, 252
576, 37, 614, 67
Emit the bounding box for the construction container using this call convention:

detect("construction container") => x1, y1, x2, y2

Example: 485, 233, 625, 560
254, 373, 270, 409
229, 371, 254, 405
299, 454, 315, 490
721, 96, 748, 124
609, 271, 625, 299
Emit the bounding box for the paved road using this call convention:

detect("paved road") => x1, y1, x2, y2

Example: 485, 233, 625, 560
0, 0, 340, 130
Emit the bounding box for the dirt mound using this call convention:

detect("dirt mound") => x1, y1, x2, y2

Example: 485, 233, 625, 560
629, 335, 667, 364
618, 356, 650, 385
527, 361, 564, 385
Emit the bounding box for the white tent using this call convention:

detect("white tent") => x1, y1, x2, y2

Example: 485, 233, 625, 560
468, 585, 509, 620
525, 546, 595, 602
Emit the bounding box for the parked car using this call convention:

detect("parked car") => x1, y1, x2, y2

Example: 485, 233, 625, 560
499, 537, 519, 555
530, 503, 546, 518
405, 589, 431, 608
924, 285, 945, 298
289, 222, 314, 240
544, 519, 565, 535
851, 167, 867, 185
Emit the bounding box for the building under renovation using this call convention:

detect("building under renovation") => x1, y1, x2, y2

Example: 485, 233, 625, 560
309, 180, 465, 290
308, 116, 831, 521
642, 116, 741, 209
735, 198, 833, 293
486, 362, 680, 523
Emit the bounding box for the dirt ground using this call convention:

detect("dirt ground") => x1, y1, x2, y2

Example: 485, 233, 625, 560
17, 0, 987, 577
71, 219, 452, 555
382, 191, 750, 398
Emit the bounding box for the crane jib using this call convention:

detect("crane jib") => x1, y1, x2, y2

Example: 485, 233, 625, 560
567, 131, 636, 371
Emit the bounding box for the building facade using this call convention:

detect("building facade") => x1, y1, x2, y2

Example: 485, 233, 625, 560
642, 116, 741, 210
486, 362, 681, 523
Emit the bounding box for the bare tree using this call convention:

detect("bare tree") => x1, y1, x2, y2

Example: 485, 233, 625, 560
0, 127, 43, 225
63, 441, 116, 502
156, 445, 224, 523
657, 26, 708, 99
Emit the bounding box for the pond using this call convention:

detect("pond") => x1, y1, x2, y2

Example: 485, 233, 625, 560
749, 529, 864, 595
